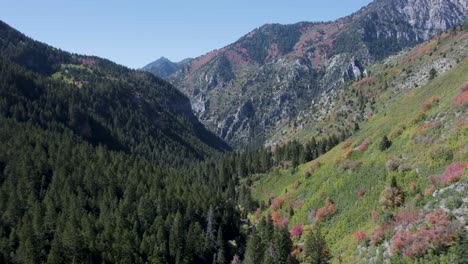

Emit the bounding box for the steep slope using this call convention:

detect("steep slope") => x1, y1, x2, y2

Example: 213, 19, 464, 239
0, 20, 229, 166
245, 28, 468, 263
141, 57, 192, 78
169, 0, 467, 148
0, 21, 243, 264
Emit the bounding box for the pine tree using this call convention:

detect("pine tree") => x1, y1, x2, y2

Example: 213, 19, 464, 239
429, 68, 437, 80
205, 206, 217, 251
169, 212, 184, 259
243, 229, 263, 264
273, 226, 292, 264
216, 227, 225, 264
304, 224, 331, 264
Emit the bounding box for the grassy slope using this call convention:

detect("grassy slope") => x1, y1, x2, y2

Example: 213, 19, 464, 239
249, 31, 467, 262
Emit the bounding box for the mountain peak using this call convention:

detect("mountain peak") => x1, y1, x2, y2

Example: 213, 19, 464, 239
141, 56, 192, 78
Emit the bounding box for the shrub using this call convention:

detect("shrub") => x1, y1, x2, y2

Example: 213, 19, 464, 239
452, 84, 468, 105
379, 135, 392, 151
353, 230, 366, 243
270, 197, 284, 209
357, 187, 366, 197
341, 140, 353, 149
391, 209, 459, 259
290, 224, 304, 237
352, 77, 374, 89
379, 186, 404, 209
309, 160, 322, 170
424, 184, 436, 196
315, 198, 336, 222
371, 210, 379, 224
421, 96, 439, 111
357, 140, 370, 151
430, 145, 453, 163
442, 162, 468, 184
412, 112, 426, 125
291, 248, 302, 256
386, 157, 400, 171
445, 196, 463, 210
342, 149, 353, 159
339, 160, 363, 171
428, 162, 468, 189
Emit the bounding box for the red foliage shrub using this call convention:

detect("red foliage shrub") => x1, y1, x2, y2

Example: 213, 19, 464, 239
370, 226, 385, 245
424, 184, 436, 196
291, 248, 302, 256
271, 211, 281, 224
442, 162, 468, 184
393, 208, 419, 228
452, 84, 468, 105
315, 198, 336, 222
309, 160, 322, 170
315, 207, 328, 222
421, 96, 439, 111
371, 210, 378, 224
353, 230, 366, 242
341, 140, 353, 149
352, 77, 374, 89
270, 197, 284, 210
427, 162, 468, 191
342, 149, 353, 158
390, 209, 459, 259
277, 219, 289, 227
357, 140, 370, 151
290, 224, 303, 237
462, 83, 468, 92
415, 121, 441, 134
357, 187, 366, 197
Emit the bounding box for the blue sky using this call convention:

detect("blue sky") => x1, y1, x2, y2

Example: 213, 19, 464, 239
1, 0, 372, 68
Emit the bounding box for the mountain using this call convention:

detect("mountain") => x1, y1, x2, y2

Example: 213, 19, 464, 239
0, 20, 229, 166
0, 20, 242, 264
142, 56, 192, 78
246, 26, 468, 263
168, 0, 467, 148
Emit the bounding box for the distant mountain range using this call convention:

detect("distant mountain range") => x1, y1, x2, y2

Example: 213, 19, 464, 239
144, 0, 467, 148
141, 57, 192, 78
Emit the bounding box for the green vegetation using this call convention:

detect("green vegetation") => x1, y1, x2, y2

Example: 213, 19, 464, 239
0, 15, 467, 264
246, 28, 468, 263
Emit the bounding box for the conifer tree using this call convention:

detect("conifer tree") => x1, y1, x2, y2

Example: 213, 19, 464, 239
304, 224, 330, 264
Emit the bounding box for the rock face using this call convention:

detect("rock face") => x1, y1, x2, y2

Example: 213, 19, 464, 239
141, 57, 192, 78
167, 0, 467, 148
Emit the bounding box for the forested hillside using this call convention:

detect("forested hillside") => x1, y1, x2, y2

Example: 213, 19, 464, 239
0, 20, 241, 264
0, 20, 229, 167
